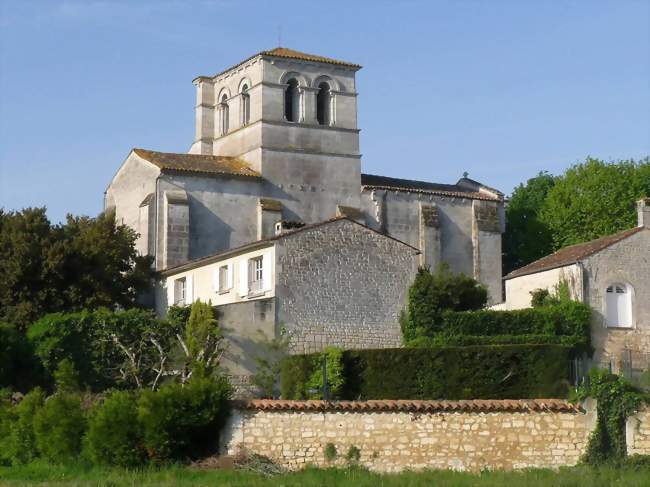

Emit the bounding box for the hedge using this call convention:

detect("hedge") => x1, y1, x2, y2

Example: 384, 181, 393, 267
281, 345, 573, 400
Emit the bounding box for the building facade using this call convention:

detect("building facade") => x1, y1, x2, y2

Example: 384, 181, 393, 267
503, 199, 650, 376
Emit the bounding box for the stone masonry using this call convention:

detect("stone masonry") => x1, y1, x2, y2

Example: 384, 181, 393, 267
627, 407, 650, 456
274, 219, 419, 354
221, 399, 597, 472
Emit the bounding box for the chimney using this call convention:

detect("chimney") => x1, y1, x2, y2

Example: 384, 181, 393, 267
638, 198, 650, 228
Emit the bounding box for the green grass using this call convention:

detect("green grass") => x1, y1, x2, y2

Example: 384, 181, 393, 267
1, 462, 650, 487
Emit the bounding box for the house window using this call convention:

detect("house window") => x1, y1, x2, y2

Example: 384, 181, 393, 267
218, 265, 229, 293
248, 256, 264, 294
241, 84, 250, 126
284, 78, 300, 122
605, 283, 633, 327
219, 94, 229, 135
316, 82, 331, 125
174, 278, 186, 306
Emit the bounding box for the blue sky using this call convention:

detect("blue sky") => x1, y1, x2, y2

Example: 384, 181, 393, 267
1, 0, 648, 223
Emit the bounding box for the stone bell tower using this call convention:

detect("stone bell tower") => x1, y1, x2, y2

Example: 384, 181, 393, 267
190, 48, 363, 223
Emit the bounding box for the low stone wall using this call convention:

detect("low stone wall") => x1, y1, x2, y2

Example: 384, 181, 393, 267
627, 407, 650, 456
221, 399, 597, 472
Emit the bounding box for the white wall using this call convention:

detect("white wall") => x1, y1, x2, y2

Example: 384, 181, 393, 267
504, 264, 582, 310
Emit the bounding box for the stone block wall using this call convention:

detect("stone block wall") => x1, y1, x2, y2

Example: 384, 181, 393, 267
221, 399, 596, 472
275, 219, 419, 354
627, 407, 650, 456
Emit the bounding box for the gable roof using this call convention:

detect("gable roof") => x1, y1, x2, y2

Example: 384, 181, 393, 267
161, 217, 420, 275
361, 174, 501, 201
505, 226, 648, 280
133, 149, 261, 178
195, 47, 361, 82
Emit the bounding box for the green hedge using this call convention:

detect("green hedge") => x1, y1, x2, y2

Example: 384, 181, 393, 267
408, 334, 588, 348
281, 345, 573, 400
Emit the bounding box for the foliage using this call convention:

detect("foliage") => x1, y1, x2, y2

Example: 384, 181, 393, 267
33, 393, 86, 463
530, 289, 552, 308
503, 171, 557, 274
401, 266, 488, 342
178, 301, 225, 383
539, 157, 650, 250
281, 347, 345, 400
577, 369, 649, 464
0, 208, 155, 329
282, 345, 572, 400
324, 443, 337, 462
252, 328, 291, 399
0, 322, 43, 392
27, 308, 176, 391
137, 376, 232, 462
3, 388, 45, 465
53, 359, 80, 393
85, 391, 145, 467
345, 446, 361, 463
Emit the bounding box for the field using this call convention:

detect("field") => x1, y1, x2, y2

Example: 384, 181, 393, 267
1, 463, 650, 487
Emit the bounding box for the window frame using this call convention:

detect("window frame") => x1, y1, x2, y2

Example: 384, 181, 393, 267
174, 277, 186, 306
218, 265, 230, 294
604, 282, 634, 329
248, 256, 264, 296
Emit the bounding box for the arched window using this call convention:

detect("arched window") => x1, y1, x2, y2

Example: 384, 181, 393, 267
316, 82, 331, 125
605, 283, 633, 327
241, 84, 250, 126
219, 94, 229, 135
284, 78, 300, 122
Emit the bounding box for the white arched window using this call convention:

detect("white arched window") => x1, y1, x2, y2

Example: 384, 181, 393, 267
605, 283, 633, 327
241, 84, 250, 126
284, 78, 300, 122
316, 82, 331, 125
219, 94, 229, 135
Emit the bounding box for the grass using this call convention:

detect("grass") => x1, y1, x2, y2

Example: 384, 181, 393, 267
1, 462, 650, 487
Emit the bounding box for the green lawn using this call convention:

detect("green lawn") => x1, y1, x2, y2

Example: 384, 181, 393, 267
1, 463, 650, 487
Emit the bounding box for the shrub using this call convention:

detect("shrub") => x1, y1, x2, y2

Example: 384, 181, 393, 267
281, 347, 344, 400
401, 266, 487, 341
346, 445, 361, 463
0, 322, 43, 392
4, 388, 45, 465
324, 443, 337, 462
53, 358, 80, 393
33, 393, 85, 463
138, 376, 232, 461
282, 345, 572, 400
85, 390, 145, 467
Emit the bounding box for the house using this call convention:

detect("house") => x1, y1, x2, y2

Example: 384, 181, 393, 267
503, 198, 650, 376
156, 217, 419, 390
104, 48, 506, 305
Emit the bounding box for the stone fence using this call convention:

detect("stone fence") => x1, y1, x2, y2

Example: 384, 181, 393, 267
627, 407, 650, 456
221, 399, 596, 472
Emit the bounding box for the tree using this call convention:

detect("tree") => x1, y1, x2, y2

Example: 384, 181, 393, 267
0, 208, 155, 329
540, 157, 650, 250
503, 171, 556, 274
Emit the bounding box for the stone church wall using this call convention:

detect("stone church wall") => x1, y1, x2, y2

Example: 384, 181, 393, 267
221, 400, 597, 472
275, 219, 418, 354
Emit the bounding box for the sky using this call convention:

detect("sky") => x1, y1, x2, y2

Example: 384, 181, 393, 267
0, 0, 648, 223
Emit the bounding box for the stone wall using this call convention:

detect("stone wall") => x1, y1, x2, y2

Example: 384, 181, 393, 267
627, 407, 650, 456
221, 399, 596, 472
275, 219, 419, 354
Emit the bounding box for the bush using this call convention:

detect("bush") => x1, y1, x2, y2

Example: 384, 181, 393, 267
0, 322, 44, 392
4, 388, 45, 464
33, 393, 86, 463
282, 345, 572, 400
401, 267, 488, 341
138, 376, 232, 461
281, 347, 344, 400
85, 390, 145, 467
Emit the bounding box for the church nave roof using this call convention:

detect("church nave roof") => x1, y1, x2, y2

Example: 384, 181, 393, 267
133, 149, 261, 178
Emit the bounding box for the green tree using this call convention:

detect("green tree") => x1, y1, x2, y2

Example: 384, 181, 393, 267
177, 301, 225, 382
0, 208, 154, 330
503, 171, 556, 274
540, 157, 650, 250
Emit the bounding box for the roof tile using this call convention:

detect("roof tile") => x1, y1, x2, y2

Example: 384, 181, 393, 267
361, 174, 500, 201
133, 148, 261, 178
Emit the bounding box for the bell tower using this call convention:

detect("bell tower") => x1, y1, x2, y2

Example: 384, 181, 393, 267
190, 48, 363, 223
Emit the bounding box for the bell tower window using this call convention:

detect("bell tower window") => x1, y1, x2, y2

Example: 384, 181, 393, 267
316, 82, 331, 125
284, 78, 300, 122
241, 84, 250, 126
219, 94, 229, 135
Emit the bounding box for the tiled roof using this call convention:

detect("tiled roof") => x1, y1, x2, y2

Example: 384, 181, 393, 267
236, 399, 583, 413
196, 47, 360, 82
506, 226, 647, 280
361, 174, 500, 201
133, 149, 261, 178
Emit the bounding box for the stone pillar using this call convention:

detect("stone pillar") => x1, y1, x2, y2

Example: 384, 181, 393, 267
164, 191, 190, 268
301, 86, 319, 124
638, 198, 650, 228
419, 203, 441, 270
258, 198, 282, 239
472, 200, 503, 303
190, 79, 215, 154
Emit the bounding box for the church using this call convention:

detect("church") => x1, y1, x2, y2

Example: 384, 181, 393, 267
105, 48, 506, 387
